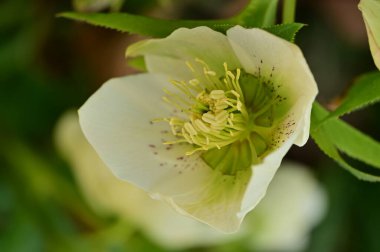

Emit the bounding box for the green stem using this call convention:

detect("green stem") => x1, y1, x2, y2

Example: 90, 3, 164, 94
282, 0, 297, 23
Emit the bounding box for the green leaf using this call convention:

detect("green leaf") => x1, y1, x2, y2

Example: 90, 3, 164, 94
59, 0, 289, 38
311, 102, 380, 182
58, 12, 237, 37
322, 118, 380, 169
326, 72, 380, 120
59, 11, 303, 44
263, 23, 304, 42
236, 0, 279, 27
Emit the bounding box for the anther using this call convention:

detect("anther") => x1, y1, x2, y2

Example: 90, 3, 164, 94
209, 90, 225, 100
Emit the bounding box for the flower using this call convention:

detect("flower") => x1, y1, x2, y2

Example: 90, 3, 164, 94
79, 26, 318, 232
55, 111, 326, 250
359, 0, 380, 70
55, 111, 236, 249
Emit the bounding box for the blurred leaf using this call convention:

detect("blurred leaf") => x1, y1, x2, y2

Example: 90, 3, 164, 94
236, 0, 279, 27
326, 72, 380, 120
311, 102, 380, 182
0, 209, 44, 252
0, 140, 104, 230
0, 0, 31, 30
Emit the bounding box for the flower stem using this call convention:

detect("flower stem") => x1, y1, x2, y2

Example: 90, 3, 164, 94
282, 0, 297, 23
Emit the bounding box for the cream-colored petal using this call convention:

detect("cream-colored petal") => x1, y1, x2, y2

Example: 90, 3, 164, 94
239, 99, 307, 218
79, 73, 212, 192
127, 26, 241, 80
154, 168, 252, 233
54, 111, 241, 249
244, 161, 327, 251
227, 26, 318, 146
359, 0, 380, 70
78, 73, 263, 232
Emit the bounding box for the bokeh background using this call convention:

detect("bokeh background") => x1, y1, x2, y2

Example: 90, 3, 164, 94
1, 0, 380, 251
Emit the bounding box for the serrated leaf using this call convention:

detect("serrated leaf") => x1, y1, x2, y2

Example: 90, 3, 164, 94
58, 12, 237, 37
326, 72, 380, 120
322, 117, 380, 169
60, 11, 303, 44
263, 23, 304, 42
311, 102, 380, 182
237, 0, 279, 27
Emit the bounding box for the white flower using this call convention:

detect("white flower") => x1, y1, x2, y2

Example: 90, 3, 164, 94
359, 0, 380, 70
55, 111, 326, 250
55, 111, 236, 249
79, 26, 318, 232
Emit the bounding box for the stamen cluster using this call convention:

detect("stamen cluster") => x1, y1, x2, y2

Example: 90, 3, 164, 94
162, 60, 250, 154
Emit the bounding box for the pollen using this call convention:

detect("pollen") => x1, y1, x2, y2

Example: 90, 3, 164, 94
160, 59, 250, 155
159, 58, 287, 167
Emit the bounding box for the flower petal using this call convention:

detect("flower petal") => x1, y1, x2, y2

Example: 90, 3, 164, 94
154, 168, 251, 233
238, 99, 307, 218
79, 73, 210, 191
359, 0, 380, 70
79, 73, 250, 232
245, 161, 326, 251
227, 26, 318, 146
127, 26, 241, 80
55, 111, 239, 249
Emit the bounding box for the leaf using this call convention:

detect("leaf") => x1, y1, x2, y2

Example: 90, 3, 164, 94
236, 0, 279, 27
263, 23, 304, 42
59, 0, 292, 39
58, 12, 237, 37
326, 72, 380, 120
322, 118, 380, 169
59, 11, 303, 45
311, 102, 380, 182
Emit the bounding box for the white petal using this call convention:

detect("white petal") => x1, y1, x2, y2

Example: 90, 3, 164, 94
359, 0, 380, 70
54, 111, 240, 249
227, 26, 318, 146
154, 168, 252, 233
79, 73, 209, 191
245, 161, 327, 251
79, 73, 260, 232
239, 100, 306, 218
127, 26, 241, 80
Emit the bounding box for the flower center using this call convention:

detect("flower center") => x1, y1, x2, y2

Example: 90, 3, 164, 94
162, 60, 250, 154
159, 59, 288, 175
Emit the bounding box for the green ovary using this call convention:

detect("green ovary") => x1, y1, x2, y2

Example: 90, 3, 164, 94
163, 60, 289, 175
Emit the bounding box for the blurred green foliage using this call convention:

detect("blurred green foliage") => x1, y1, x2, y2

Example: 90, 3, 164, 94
1, 0, 380, 251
